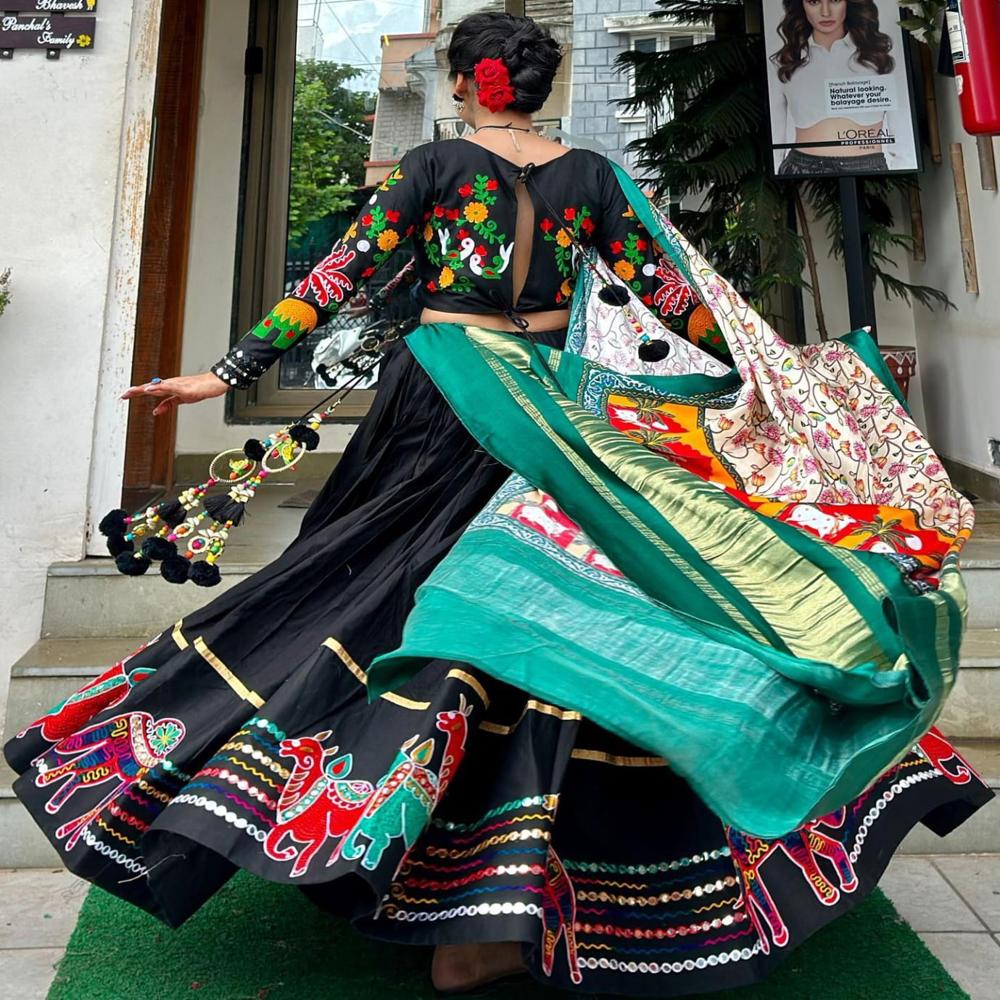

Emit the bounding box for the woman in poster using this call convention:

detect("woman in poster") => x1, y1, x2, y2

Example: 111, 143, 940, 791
768, 0, 914, 176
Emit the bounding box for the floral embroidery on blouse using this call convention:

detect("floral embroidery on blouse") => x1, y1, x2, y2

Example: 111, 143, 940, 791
423, 174, 513, 293
539, 205, 596, 304
294, 242, 357, 309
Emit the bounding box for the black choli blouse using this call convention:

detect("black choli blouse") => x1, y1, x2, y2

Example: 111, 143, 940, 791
214, 140, 691, 387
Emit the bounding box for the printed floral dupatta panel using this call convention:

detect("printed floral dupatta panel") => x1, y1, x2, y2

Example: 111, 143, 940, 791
370, 164, 973, 839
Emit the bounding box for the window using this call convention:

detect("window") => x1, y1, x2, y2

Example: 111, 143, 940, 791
232, 0, 377, 421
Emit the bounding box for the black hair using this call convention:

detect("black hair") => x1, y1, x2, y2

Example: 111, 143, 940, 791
447, 12, 562, 114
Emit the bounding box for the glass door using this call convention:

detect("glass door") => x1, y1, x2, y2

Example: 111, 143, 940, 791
231, 0, 394, 422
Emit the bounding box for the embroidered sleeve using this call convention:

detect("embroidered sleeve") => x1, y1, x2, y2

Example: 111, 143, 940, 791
596, 169, 729, 360
212, 151, 428, 389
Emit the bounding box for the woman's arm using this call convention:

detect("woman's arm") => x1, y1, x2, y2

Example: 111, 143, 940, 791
124, 149, 429, 414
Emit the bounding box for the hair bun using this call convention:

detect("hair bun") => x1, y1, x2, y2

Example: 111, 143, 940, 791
448, 13, 563, 115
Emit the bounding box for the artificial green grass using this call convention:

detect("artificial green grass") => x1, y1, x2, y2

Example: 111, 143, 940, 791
48, 874, 968, 1000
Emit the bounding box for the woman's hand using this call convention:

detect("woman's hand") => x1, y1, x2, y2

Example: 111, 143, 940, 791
121, 372, 229, 417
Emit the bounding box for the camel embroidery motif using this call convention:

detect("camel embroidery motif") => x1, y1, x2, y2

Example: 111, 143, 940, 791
264, 731, 376, 878
32, 710, 184, 850
726, 807, 858, 954
341, 696, 473, 872
540, 845, 583, 984
917, 726, 978, 785
17, 651, 156, 744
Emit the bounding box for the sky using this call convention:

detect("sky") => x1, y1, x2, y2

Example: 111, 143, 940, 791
297, 0, 426, 91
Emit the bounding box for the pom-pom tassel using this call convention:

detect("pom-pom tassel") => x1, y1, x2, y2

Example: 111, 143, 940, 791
204, 492, 248, 528
156, 498, 187, 528
598, 285, 631, 306
115, 551, 150, 576
243, 438, 266, 461
289, 423, 320, 451
99, 509, 129, 537
106, 534, 134, 557
160, 554, 191, 584
638, 340, 672, 362
189, 561, 221, 587
141, 536, 178, 561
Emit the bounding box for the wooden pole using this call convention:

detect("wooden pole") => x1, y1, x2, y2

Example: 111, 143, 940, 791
950, 143, 979, 294
793, 188, 828, 341
977, 136, 998, 192
908, 182, 926, 262
919, 41, 942, 164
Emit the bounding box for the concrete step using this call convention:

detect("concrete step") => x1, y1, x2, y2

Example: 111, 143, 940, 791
39, 558, 256, 638
2, 738, 997, 868
964, 539, 1000, 629
36, 537, 999, 641
938, 627, 1000, 739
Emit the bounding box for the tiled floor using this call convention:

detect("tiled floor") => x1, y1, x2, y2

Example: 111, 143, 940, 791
1, 857, 998, 999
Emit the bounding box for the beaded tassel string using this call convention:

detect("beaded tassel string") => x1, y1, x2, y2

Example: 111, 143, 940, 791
101, 316, 397, 586
517, 163, 673, 362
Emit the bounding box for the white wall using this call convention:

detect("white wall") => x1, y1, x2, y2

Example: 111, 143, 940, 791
797, 198, 929, 431
175, 0, 355, 457
906, 81, 1000, 483
0, 5, 158, 724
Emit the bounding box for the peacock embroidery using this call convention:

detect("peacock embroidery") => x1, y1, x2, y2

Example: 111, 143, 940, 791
17, 647, 156, 744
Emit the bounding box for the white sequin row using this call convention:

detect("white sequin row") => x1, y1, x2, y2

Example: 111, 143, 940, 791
386, 901, 542, 922
579, 943, 763, 975
80, 829, 147, 876
171, 793, 268, 843
849, 767, 936, 863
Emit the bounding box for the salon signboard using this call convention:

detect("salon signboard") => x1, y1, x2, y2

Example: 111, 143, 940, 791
763, 0, 920, 177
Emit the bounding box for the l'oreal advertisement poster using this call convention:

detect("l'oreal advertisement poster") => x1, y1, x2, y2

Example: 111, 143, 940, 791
763, 0, 920, 177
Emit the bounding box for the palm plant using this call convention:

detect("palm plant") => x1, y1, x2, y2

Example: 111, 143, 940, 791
620, 0, 951, 339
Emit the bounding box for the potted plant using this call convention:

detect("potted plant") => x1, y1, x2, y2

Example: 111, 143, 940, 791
622, 1, 949, 401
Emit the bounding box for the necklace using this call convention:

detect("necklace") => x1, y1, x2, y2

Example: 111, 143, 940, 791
473, 122, 533, 152
473, 123, 533, 133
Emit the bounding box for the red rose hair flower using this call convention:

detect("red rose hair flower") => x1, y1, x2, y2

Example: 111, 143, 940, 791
474, 58, 516, 113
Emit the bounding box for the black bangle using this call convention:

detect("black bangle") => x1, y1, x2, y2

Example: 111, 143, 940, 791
212, 349, 270, 389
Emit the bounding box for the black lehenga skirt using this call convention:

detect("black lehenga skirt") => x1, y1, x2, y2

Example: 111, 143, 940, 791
4, 332, 992, 997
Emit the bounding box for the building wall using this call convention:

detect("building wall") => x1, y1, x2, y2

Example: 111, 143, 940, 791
0, 4, 159, 722
906, 89, 1000, 488
370, 90, 429, 162
569, 0, 661, 163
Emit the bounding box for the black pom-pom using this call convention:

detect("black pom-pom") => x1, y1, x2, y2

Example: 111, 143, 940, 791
204, 492, 247, 528
189, 561, 221, 587
141, 536, 177, 561
106, 533, 134, 557
160, 554, 191, 584
638, 340, 672, 362
99, 509, 128, 537
157, 499, 187, 528
598, 285, 631, 306
243, 438, 266, 461
289, 424, 321, 451
115, 551, 150, 576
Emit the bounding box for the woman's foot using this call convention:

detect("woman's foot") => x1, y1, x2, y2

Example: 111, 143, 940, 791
431, 941, 527, 994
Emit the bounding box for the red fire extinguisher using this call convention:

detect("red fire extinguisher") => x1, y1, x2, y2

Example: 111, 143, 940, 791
946, 0, 1000, 134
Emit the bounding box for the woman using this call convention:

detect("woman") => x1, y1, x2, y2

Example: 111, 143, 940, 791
769, 0, 902, 176
4, 11, 989, 998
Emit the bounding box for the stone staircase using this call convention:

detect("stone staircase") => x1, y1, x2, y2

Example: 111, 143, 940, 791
2, 542, 999, 867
